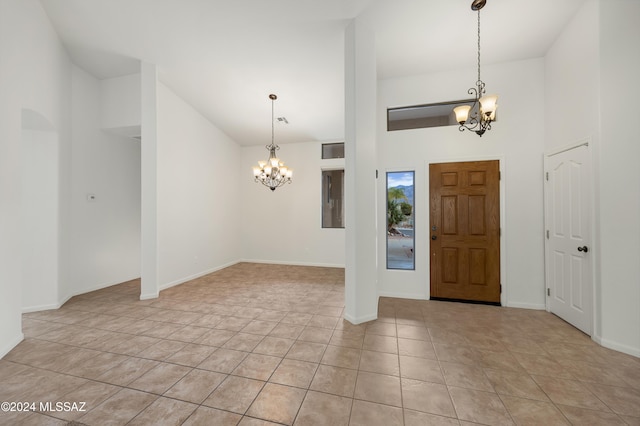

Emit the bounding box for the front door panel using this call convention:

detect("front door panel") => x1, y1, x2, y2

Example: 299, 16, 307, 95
429, 161, 501, 303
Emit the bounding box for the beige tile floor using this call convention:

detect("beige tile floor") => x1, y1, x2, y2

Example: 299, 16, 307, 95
1, 262, 639, 425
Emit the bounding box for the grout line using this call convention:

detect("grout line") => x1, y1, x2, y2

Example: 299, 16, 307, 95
11, 265, 640, 425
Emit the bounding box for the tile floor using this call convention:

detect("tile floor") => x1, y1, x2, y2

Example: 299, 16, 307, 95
1, 262, 639, 425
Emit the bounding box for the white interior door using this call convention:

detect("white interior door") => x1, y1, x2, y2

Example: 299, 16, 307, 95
544, 144, 592, 335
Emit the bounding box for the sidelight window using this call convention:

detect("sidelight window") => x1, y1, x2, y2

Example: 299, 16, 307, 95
386, 171, 415, 270
322, 169, 344, 228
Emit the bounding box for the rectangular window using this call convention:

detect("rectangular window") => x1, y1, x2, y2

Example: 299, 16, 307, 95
387, 171, 415, 270
321, 143, 345, 159
387, 99, 477, 131
322, 169, 344, 228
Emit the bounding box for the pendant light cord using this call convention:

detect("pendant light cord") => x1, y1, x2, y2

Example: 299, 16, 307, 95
477, 8, 481, 84
271, 97, 275, 147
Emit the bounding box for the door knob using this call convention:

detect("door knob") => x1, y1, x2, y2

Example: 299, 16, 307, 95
431, 235, 437, 240
577, 246, 589, 253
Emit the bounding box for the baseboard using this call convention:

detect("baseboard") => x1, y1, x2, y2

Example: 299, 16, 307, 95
22, 302, 64, 314
22, 292, 75, 313
22, 275, 141, 313
139, 292, 159, 301
0, 332, 24, 359
505, 301, 546, 310
22, 262, 249, 312
378, 291, 428, 300
71, 275, 141, 297
343, 312, 377, 325
592, 334, 640, 358
159, 260, 241, 292
240, 259, 345, 269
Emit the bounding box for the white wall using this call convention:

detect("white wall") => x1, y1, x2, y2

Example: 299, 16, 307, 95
241, 141, 346, 268
0, 0, 71, 357
544, 1, 600, 152
545, 0, 640, 357
156, 82, 242, 289
377, 58, 546, 308
101, 73, 141, 131
598, 0, 640, 356
21, 125, 59, 311
68, 66, 141, 300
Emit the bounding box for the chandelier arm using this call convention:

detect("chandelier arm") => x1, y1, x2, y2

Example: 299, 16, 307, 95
460, 115, 480, 132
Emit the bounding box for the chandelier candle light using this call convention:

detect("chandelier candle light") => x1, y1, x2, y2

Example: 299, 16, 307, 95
253, 94, 293, 191
453, 0, 498, 137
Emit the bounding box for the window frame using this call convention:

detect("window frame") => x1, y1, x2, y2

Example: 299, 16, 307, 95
321, 142, 345, 159
386, 170, 415, 270
321, 168, 345, 229
387, 99, 479, 131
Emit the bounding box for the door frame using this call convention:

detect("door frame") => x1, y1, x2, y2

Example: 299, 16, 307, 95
543, 139, 596, 335
426, 155, 506, 306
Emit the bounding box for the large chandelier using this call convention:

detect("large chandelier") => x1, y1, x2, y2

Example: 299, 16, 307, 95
252, 94, 293, 191
453, 0, 498, 137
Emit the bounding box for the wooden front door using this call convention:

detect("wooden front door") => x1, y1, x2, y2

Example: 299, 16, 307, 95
429, 160, 501, 303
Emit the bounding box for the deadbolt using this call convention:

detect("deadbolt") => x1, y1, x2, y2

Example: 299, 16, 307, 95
431, 235, 437, 240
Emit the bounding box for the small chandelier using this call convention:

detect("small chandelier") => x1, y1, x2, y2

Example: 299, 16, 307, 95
453, 0, 498, 137
252, 94, 293, 191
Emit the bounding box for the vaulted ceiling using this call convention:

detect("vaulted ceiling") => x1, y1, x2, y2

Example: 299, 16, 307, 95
40, 0, 586, 145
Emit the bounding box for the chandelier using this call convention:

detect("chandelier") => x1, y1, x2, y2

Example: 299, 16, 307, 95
453, 0, 498, 137
252, 94, 293, 191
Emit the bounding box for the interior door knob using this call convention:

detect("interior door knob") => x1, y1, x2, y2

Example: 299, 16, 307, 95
431, 235, 437, 240
577, 246, 589, 253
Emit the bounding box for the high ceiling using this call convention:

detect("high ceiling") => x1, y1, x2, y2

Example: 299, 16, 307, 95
39, 0, 586, 146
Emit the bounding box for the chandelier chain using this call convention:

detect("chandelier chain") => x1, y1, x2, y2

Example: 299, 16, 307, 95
477, 8, 481, 84
271, 96, 275, 148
